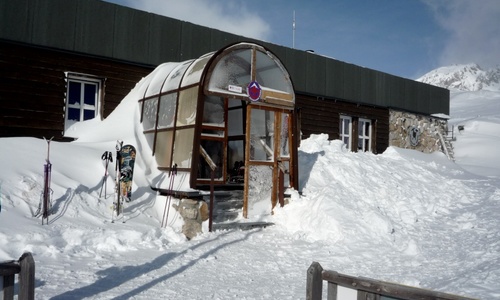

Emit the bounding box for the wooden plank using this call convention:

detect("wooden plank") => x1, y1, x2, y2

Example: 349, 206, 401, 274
306, 262, 324, 300
0, 262, 20, 276
321, 270, 477, 300
3, 273, 16, 300
327, 282, 338, 300
1, 41, 153, 139
18, 252, 35, 300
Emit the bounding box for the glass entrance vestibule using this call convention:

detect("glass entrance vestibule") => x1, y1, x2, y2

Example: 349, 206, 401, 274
138, 42, 298, 217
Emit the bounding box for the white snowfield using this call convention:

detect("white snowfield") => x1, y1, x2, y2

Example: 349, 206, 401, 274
1, 77, 500, 299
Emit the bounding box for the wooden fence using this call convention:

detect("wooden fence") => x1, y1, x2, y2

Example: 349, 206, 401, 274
306, 262, 477, 300
0, 252, 35, 300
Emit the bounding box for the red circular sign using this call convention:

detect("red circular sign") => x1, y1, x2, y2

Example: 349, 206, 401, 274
247, 81, 262, 102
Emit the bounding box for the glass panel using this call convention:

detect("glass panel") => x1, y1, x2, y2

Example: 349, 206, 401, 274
203, 95, 225, 126
255, 50, 292, 94
250, 109, 274, 161
163, 60, 193, 93
208, 49, 251, 94
144, 132, 155, 154
358, 119, 371, 152
279, 113, 290, 158
83, 83, 97, 106
281, 161, 290, 187
154, 130, 173, 168
248, 165, 272, 216
158, 93, 177, 129
343, 118, 351, 134
83, 109, 95, 120
181, 53, 213, 87
198, 140, 223, 179
68, 81, 81, 105
228, 108, 244, 136
340, 116, 351, 150
173, 128, 195, 168
67, 107, 80, 121
228, 99, 244, 108
228, 140, 244, 183
176, 87, 198, 126
145, 62, 178, 97
142, 98, 158, 131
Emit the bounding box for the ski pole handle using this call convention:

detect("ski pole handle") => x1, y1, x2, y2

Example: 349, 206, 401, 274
101, 151, 113, 162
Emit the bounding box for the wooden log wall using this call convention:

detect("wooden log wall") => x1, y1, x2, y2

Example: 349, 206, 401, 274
296, 94, 389, 154
0, 41, 152, 140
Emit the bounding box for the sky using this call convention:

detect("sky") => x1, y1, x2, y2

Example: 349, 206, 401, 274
102, 0, 500, 80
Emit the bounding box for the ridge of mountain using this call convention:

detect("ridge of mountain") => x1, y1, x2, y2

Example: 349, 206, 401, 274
417, 63, 500, 92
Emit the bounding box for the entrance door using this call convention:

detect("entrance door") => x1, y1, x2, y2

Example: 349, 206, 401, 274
243, 105, 293, 218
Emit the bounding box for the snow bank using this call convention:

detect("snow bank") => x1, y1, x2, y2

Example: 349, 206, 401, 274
1, 87, 500, 299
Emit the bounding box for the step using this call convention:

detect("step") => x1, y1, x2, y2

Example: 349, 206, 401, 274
212, 221, 274, 231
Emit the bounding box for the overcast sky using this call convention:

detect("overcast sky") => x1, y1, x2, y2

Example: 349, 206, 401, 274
103, 0, 500, 79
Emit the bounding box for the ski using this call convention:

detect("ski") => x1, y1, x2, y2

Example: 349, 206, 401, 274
118, 144, 136, 203
112, 140, 123, 223
41, 137, 53, 225
111, 141, 135, 223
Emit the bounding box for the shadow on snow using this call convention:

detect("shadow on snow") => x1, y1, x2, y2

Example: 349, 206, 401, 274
51, 228, 261, 299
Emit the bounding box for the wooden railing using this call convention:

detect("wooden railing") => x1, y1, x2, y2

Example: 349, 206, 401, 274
0, 252, 35, 300
306, 262, 477, 300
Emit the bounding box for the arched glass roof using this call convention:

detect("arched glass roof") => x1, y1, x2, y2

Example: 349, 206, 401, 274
205, 43, 294, 106
137, 42, 295, 191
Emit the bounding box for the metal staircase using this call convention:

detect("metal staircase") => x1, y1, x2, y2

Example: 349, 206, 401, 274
438, 125, 456, 161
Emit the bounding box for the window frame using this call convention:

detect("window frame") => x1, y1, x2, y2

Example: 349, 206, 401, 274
358, 118, 372, 152
339, 115, 352, 150
64, 72, 104, 136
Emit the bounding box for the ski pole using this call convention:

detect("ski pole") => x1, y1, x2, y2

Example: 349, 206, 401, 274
161, 163, 177, 228
99, 151, 113, 198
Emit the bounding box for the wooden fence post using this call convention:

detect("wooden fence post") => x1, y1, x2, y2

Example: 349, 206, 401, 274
3, 273, 15, 300
0, 260, 19, 300
306, 261, 323, 300
18, 252, 35, 300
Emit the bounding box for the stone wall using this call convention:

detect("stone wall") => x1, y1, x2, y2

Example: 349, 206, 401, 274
173, 198, 209, 240
389, 110, 449, 154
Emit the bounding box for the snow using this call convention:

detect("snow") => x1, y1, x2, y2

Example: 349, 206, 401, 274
417, 63, 500, 92
1, 72, 500, 299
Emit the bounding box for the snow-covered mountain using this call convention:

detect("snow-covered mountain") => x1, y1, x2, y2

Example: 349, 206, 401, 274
417, 63, 500, 92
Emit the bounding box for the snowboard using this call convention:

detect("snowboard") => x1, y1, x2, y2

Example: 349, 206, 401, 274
118, 144, 136, 202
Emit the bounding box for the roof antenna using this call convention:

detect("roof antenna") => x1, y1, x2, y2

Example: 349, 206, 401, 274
292, 10, 296, 49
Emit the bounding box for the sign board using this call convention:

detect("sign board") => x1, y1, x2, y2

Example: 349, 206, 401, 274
247, 81, 262, 102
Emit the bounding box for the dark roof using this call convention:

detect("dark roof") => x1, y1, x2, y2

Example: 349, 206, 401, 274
0, 0, 449, 115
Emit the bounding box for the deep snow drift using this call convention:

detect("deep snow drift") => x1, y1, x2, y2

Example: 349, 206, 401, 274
1, 80, 500, 298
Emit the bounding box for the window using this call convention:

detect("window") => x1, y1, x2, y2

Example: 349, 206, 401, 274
340, 116, 352, 150
64, 73, 103, 136
358, 118, 372, 152
340, 115, 373, 152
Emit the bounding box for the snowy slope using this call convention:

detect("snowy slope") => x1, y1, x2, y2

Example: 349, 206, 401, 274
1, 67, 500, 299
418, 63, 500, 178
417, 63, 500, 92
